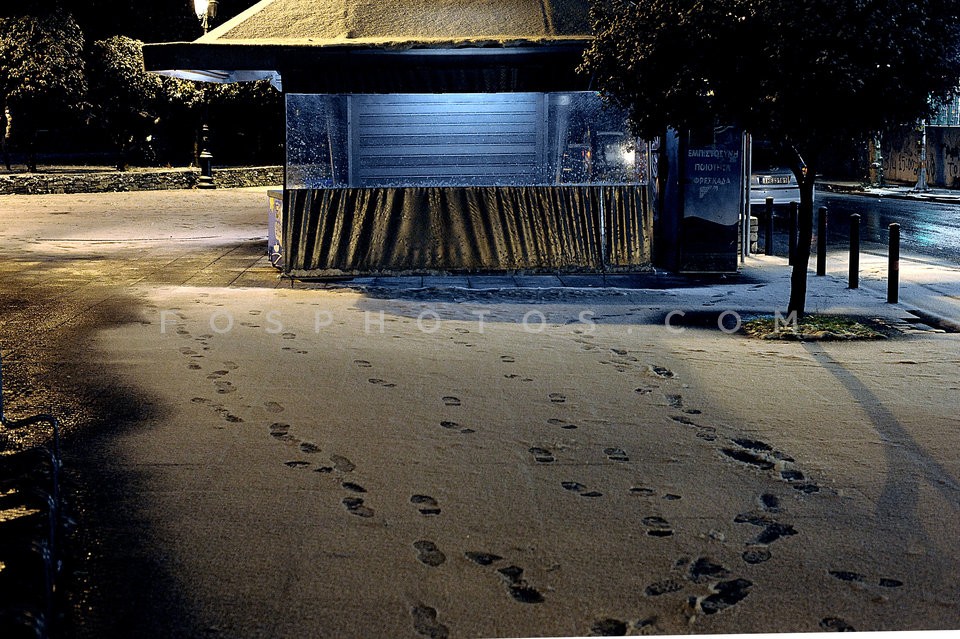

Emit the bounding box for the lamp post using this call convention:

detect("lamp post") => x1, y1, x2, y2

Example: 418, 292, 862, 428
870, 133, 884, 187
194, 0, 218, 189
914, 119, 929, 192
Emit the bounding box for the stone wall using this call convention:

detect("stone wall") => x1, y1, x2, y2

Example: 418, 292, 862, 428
212, 167, 284, 189
0, 166, 282, 195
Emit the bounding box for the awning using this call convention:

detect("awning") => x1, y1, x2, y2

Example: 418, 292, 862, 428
142, 0, 593, 92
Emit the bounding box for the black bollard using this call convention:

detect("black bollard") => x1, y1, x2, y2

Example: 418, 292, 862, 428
198, 124, 215, 190
788, 201, 798, 265
765, 197, 774, 255
849, 214, 860, 289
816, 206, 827, 276
888, 223, 900, 303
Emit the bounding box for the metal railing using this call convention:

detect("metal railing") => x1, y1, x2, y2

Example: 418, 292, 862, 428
0, 354, 64, 638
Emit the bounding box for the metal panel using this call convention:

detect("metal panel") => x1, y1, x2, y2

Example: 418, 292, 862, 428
354, 94, 542, 186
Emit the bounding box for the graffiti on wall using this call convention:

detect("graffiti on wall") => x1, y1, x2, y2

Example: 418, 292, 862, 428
883, 127, 960, 188
940, 139, 960, 185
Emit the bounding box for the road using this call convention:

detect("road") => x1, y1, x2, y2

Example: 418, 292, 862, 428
759, 192, 960, 266
818, 192, 960, 266
761, 192, 960, 265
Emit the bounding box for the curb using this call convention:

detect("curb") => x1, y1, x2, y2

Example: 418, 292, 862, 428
818, 182, 960, 204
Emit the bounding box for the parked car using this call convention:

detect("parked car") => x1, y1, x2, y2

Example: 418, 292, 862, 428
748, 141, 811, 209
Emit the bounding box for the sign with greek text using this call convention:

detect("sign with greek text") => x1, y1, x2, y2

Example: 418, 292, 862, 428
679, 134, 744, 273
683, 147, 741, 225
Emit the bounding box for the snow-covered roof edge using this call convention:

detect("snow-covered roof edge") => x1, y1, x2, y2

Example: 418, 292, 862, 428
196, 0, 278, 44
143, 0, 593, 91
194, 0, 591, 45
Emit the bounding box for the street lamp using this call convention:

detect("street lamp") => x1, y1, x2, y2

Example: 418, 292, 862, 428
194, 0, 218, 33
193, 0, 218, 189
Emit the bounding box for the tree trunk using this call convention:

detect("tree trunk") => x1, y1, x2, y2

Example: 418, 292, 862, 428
20, 111, 38, 173
787, 171, 817, 317
117, 137, 129, 172
2, 105, 12, 171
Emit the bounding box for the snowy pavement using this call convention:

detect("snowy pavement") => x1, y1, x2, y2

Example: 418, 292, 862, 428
0, 188, 958, 638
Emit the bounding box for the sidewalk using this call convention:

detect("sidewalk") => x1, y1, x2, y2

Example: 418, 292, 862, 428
818, 245, 960, 333
819, 179, 960, 204
301, 251, 960, 336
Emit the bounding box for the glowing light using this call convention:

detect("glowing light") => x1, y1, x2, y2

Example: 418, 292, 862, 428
194, 0, 218, 31
0, 504, 41, 523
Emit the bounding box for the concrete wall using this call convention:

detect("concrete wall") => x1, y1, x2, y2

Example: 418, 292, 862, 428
881, 127, 960, 188
0, 166, 282, 195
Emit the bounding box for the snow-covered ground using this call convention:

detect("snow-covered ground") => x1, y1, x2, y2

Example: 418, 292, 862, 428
1, 188, 958, 637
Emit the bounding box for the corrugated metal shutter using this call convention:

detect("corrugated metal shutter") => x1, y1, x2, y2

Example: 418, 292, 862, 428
351, 94, 545, 187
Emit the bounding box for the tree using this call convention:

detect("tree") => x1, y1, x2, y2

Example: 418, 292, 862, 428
582, 0, 960, 315
0, 4, 86, 171
64, 0, 202, 43
87, 35, 211, 170
88, 37, 166, 170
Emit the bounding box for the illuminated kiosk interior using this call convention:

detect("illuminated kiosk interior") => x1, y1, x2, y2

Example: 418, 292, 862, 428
144, 0, 653, 276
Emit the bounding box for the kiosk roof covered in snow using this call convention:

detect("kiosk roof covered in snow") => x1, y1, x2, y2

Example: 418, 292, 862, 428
143, 0, 592, 92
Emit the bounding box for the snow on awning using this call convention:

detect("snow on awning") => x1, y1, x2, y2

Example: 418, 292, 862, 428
143, 0, 592, 92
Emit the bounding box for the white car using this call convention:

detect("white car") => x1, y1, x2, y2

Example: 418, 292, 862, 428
749, 142, 811, 208
750, 166, 801, 207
